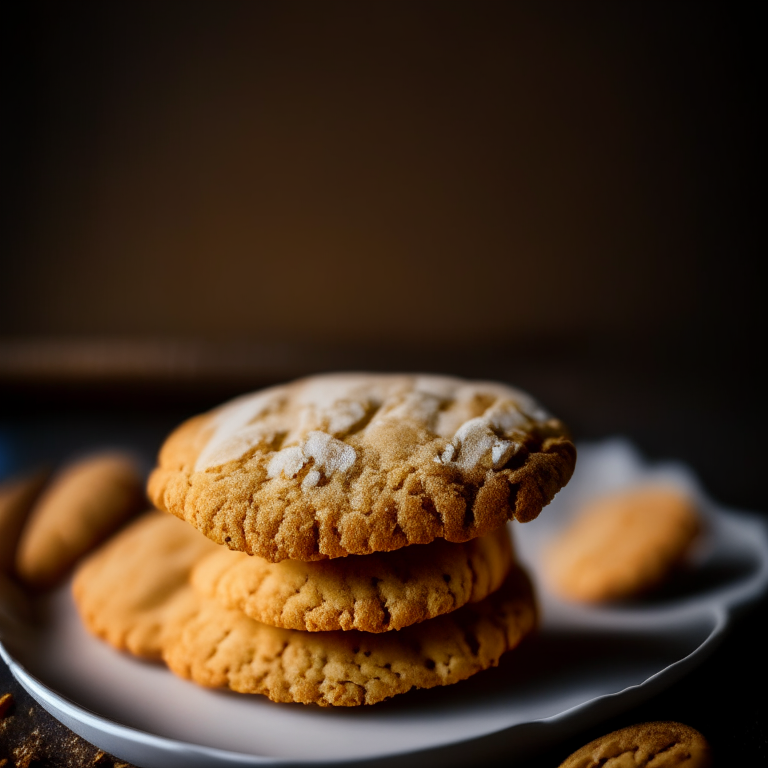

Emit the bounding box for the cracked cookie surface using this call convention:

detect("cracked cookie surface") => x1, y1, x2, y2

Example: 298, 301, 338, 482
163, 564, 536, 706
558, 721, 712, 767
72, 511, 219, 659
191, 524, 513, 633
148, 373, 575, 562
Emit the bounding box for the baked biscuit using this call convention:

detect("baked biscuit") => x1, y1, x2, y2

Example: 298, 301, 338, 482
148, 373, 575, 562
191, 525, 513, 632
544, 485, 700, 603
163, 564, 536, 706
558, 721, 712, 767
0, 469, 48, 575
72, 511, 219, 659
16, 453, 145, 589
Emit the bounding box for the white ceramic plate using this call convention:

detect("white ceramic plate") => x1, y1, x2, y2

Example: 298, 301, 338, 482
2, 440, 767, 768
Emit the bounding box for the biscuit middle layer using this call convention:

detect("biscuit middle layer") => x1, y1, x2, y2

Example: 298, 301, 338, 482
72, 509, 535, 707
164, 565, 537, 707
192, 525, 514, 633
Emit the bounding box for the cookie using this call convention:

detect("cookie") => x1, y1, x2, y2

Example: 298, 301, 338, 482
0, 469, 48, 575
148, 373, 575, 562
558, 721, 712, 767
163, 564, 536, 706
72, 511, 220, 659
191, 524, 513, 633
16, 453, 146, 589
543, 484, 700, 603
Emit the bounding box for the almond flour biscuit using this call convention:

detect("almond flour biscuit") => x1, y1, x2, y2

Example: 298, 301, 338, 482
544, 485, 700, 603
16, 453, 145, 589
558, 721, 712, 768
148, 373, 575, 562
163, 564, 536, 706
0, 469, 49, 575
191, 525, 513, 633
72, 511, 220, 659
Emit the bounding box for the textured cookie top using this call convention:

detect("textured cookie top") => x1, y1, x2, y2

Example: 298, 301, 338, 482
558, 721, 711, 768
148, 373, 575, 561
163, 565, 536, 707
543, 485, 700, 603
191, 525, 513, 633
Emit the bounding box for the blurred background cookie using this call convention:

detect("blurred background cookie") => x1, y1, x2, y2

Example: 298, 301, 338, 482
15, 452, 145, 589
0, 469, 49, 575
543, 484, 700, 603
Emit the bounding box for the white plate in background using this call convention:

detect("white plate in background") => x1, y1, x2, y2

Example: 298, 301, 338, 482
2, 440, 767, 767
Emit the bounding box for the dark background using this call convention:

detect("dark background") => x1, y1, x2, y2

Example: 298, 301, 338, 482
1, 2, 765, 766
1, 0, 764, 510
1, 2, 762, 349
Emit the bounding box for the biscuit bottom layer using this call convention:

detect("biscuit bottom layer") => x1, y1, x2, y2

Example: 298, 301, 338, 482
162, 564, 536, 706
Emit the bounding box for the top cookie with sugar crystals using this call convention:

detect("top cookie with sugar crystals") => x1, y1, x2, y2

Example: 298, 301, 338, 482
148, 373, 576, 562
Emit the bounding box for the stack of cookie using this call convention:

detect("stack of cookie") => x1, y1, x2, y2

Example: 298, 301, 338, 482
75, 373, 577, 706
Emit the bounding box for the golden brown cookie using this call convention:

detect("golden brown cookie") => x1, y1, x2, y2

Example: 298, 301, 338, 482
16, 453, 146, 589
148, 373, 575, 562
0, 469, 48, 575
163, 564, 536, 706
543, 484, 700, 603
558, 721, 712, 767
72, 511, 220, 659
191, 525, 513, 633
